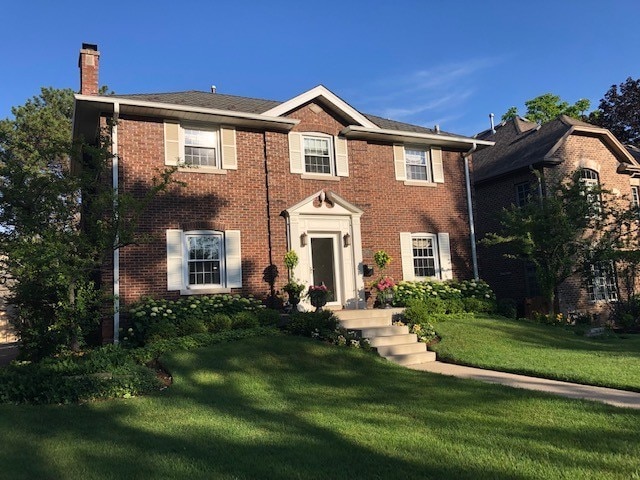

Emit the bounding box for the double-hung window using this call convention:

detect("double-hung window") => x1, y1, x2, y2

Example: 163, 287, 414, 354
587, 262, 618, 302
186, 232, 222, 287
411, 235, 438, 278
580, 168, 601, 214
394, 145, 444, 184
303, 135, 333, 175
183, 128, 218, 167
405, 148, 431, 181
515, 181, 533, 207
632, 186, 639, 210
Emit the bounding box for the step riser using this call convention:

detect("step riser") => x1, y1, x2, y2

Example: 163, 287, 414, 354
360, 325, 409, 337
368, 334, 418, 347
339, 317, 391, 329
333, 308, 404, 321
375, 343, 427, 356
384, 351, 436, 366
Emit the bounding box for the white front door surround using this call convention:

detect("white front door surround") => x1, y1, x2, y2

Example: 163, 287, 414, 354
284, 190, 365, 310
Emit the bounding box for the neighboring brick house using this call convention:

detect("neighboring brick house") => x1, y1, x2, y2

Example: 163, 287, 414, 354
72, 44, 492, 342
473, 115, 640, 317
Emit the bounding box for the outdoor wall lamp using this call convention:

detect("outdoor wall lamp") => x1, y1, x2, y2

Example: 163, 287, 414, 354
300, 232, 308, 247
343, 233, 351, 247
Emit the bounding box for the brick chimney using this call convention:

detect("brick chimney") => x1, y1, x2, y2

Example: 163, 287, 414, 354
78, 43, 100, 95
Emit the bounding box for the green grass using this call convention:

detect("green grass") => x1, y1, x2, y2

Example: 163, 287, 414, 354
431, 315, 640, 391
1, 335, 639, 479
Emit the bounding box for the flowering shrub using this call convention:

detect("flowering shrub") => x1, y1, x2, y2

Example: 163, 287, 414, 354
285, 311, 372, 350
392, 279, 496, 312
126, 294, 265, 346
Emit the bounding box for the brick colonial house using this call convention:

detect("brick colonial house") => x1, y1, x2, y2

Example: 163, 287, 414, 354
72, 44, 492, 342
473, 115, 640, 317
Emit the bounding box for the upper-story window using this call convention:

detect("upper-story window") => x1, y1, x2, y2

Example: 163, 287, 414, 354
580, 168, 601, 213
405, 148, 431, 181
393, 145, 444, 185
288, 132, 349, 178
632, 186, 639, 208
184, 128, 218, 167
303, 135, 333, 175
164, 121, 238, 172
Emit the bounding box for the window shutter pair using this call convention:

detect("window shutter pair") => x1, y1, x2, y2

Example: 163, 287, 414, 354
399, 232, 452, 281
164, 121, 237, 170
393, 145, 444, 183
166, 229, 242, 290
288, 132, 349, 176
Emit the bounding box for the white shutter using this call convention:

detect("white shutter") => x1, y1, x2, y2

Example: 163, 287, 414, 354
220, 127, 238, 170
393, 145, 406, 181
225, 230, 242, 288
400, 232, 415, 281
431, 147, 444, 183
289, 132, 304, 174
334, 136, 349, 177
438, 232, 453, 280
166, 229, 184, 290
164, 122, 180, 166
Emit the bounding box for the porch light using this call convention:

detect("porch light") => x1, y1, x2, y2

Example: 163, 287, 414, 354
343, 233, 351, 247
300, 232, 308, 247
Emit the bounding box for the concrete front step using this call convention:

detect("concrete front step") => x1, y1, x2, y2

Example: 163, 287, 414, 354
368, 333, 418, 347
333, 308, 435, 367
359, 325, 409, 337
375, 342, 427, 356
384, 351, 436, 366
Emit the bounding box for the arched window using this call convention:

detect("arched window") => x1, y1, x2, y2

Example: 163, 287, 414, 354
580, 169, 601, 213
580, 168, 599, 187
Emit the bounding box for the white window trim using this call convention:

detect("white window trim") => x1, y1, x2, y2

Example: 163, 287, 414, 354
302, 133, 335, 176
587, 262, 618, 303
404, 146, 432, 183
180, 124, 221, 171
183, 230, 225, 292
411, 233, 440, 280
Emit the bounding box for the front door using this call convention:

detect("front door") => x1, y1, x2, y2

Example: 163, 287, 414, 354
310, 234, 341, 305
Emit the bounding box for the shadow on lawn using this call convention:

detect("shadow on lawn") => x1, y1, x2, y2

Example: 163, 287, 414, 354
1, 336, 639, 479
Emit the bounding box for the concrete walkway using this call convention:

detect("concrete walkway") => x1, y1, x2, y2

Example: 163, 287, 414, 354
410, 361, 640, 409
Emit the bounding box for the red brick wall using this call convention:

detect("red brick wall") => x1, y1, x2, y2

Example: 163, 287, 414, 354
475, 132, 636, 316
100, 101, 475, 337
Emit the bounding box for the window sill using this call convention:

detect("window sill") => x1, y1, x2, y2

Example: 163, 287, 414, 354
180, 287, 232, 296
403, 180, 437, 187
301, 174, 341, 182
176, 166, 227, 175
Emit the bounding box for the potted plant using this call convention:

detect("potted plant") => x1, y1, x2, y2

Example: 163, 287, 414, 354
283, 250, 304, 311
371, 249, 395, 308
307, 283, 329, 311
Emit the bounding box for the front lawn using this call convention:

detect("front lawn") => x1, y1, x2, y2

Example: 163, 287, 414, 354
0, 335, 639, 479
431, 315, 640, 391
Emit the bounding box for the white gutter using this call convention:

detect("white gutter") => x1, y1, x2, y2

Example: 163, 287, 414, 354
462, 143, 479, 280
112, 102, 120, 343
74, 94, 299, 128
341, 125, 494, 148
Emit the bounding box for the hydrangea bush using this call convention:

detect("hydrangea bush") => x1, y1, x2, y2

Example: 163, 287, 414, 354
127, 294, 265, 345
391, 279, 496, 313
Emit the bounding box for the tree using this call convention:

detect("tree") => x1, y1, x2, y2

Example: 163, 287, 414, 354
593, 77, 640, 145
482, 171, 621, 317
0, 87, 177, 360
501, 93, 590, 124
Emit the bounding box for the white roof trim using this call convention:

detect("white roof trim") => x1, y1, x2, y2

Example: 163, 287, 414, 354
261, 85, 379, 129
342, 125, 494, 148
74, 94, 299, 126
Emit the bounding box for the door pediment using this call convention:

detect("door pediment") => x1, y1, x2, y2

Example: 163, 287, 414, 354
284, 190, 363, 217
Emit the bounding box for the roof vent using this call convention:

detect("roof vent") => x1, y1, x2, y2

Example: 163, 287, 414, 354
489, 113, 496, 134
210, 85, 217, 93
434, 124, 440, 134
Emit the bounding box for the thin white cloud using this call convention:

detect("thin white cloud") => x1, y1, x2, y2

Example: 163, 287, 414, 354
380, 90, 473, 119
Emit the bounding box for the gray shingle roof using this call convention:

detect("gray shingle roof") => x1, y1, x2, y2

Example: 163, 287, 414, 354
108, 90, 452, 136
473, 115, 599, 184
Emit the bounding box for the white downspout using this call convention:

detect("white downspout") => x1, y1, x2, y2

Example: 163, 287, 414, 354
112, 103, 120, 343
463, 143, 479, 280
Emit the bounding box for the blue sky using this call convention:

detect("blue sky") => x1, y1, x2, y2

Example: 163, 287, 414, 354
2, 0, 639, 136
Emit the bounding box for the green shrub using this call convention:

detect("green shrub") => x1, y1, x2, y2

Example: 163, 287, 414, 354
285, 311, 338, 337
257, 308, 281, 327
444, 298, 465, 315
462, 297, 496, 314
455, 279, 496, 302
231, 311, 259, 330
206, 313, 232, 333
497, 298, 518, 319
0, 345, 161, 405
392, 281, 462, 306
127, 294, 265, 345
404, 299, 436, 323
